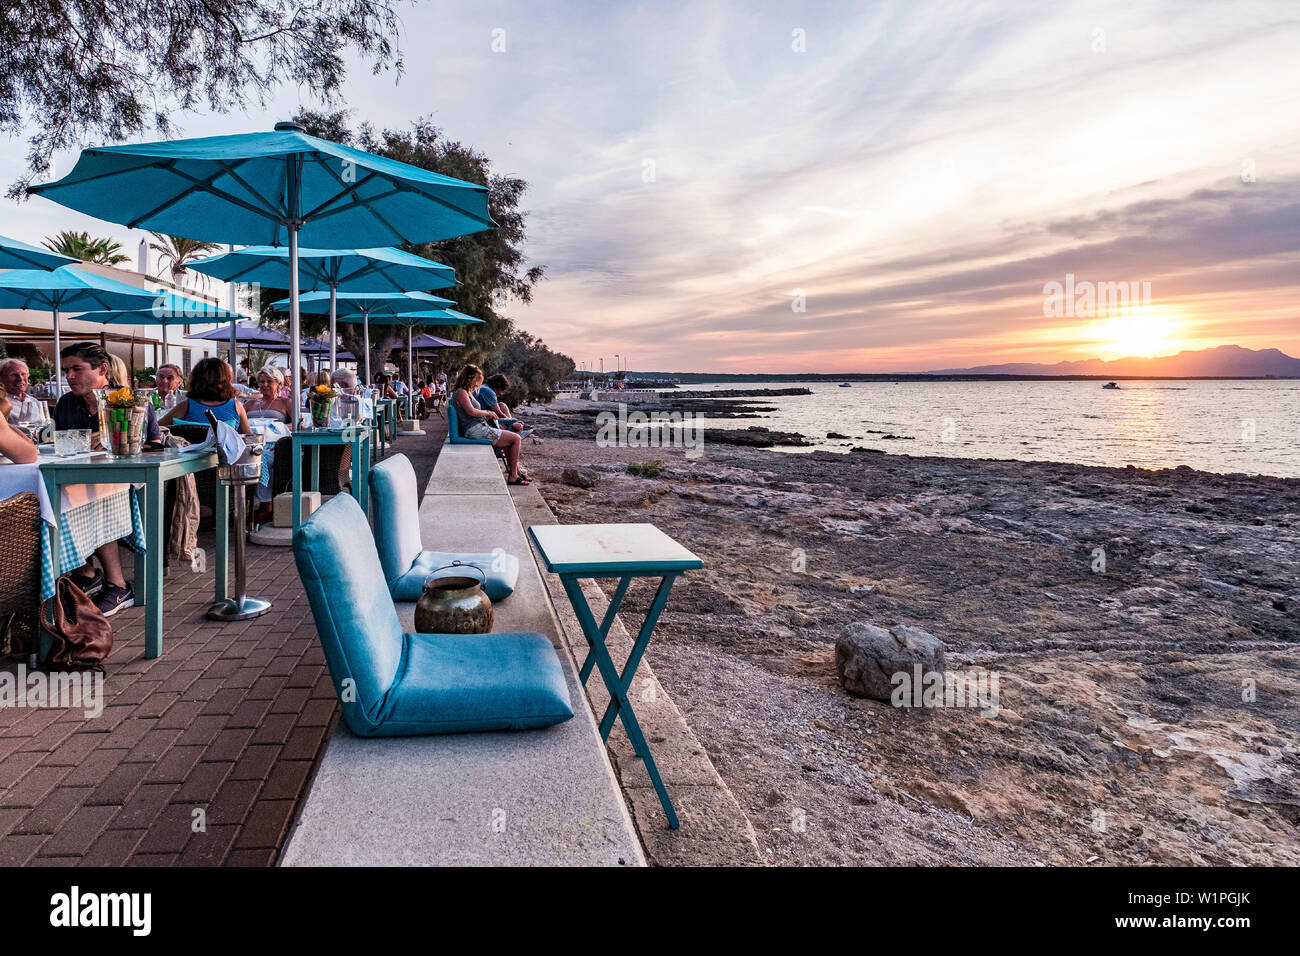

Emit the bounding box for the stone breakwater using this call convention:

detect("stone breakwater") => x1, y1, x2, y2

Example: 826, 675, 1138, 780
520, 411, 1299, 866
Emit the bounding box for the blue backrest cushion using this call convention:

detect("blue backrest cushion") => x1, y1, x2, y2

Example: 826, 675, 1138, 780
447, 399, 462, 440
293, 493, 405, 732
368, 454, 422, 584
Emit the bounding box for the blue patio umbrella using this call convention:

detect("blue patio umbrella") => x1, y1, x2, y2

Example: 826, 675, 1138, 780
30, 121, 493, 425
272, 290, 458, 384
0, 267, 162, 392
343, 308, 482, 393
186, 318, 293, 348
410, 332, 465, 350
0, 235, 77, 271
299, 338, 358, 361
188, 246, 457, 370
77, 291, 245, 366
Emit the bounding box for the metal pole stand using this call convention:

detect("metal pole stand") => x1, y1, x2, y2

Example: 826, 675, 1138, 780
204, 411, 271, 621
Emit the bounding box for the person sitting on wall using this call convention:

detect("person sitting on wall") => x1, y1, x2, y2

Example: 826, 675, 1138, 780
452, 363, 529, 485
474, 373, 536, 441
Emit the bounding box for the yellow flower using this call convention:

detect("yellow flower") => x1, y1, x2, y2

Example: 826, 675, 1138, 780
314, 384, 331, 394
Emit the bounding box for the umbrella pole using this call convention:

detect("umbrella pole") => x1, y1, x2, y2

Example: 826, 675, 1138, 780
52, 306, 62, 395
161, 324, 168, 368
364, 312, 371, 386
228, 244, 238, 367
329, 284, 337, 372
407, 325, 414, 400
288, 161, 302, 430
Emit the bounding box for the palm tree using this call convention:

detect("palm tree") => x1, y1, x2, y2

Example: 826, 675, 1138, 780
149, 233, 222, 289
41, 230, 130, 265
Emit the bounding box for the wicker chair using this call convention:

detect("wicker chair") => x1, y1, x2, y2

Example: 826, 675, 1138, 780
0, 492, 43, 658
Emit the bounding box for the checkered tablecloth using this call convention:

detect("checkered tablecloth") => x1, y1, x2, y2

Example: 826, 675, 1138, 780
39, 486, 146, 601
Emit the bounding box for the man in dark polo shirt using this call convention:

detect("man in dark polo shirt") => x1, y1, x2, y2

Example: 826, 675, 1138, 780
54, 342, 163, 617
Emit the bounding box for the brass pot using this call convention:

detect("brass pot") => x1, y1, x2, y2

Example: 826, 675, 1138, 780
414, 564, 493, 634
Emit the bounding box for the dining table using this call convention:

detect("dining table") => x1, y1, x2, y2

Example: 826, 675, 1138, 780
36, 446, 228, 659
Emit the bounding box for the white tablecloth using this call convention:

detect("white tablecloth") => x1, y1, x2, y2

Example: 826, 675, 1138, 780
0, 462, 56, 526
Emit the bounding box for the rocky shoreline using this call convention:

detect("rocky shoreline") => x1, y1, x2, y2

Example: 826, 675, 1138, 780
521, 396, 1300, 866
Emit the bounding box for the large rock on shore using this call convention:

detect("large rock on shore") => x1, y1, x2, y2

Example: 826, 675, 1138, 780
561, 467, 597, 488
835, 623, 946, 700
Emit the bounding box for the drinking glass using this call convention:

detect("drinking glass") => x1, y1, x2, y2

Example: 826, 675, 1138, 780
54, 429, 92, 456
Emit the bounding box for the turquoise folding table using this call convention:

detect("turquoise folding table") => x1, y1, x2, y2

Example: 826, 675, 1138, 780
528, 522, 703, 829
290, 427, 371, 532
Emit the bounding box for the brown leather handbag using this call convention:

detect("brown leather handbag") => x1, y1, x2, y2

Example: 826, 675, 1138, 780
40, 577, 114, 668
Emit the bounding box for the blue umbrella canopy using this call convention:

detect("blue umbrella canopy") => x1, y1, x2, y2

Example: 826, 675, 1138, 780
186, 318, 292, 347
188, 246, 456, 291
410, 332, 465, 349
77, 292, 246, 365
194, 245, 458, 370
340, 308, 482, 390
30, 121, 493, 423
274, 290, 457, 315
272, 290, 461, 384
81, 291, 244, 326
28, 126, 493, 246
0, 234, 77, 271
348, 307, 481, 327
0, 267, 162, 390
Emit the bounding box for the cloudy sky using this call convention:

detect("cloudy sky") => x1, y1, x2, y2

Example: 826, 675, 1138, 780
5, 0, 1299, 372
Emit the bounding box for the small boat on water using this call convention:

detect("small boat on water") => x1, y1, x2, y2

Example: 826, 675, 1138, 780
839, 382, 852, 387
1102, 381, 1120, 389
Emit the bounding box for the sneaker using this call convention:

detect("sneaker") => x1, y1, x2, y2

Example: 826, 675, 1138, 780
95, 583, 135, 619
68, 567, 104, 598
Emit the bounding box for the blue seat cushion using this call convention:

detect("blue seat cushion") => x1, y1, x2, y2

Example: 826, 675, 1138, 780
447, 399, 493, 445
392, 550, 520, 602
379, 632, 573, 735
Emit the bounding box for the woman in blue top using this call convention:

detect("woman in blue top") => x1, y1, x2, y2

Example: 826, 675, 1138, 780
160, 357, 251, 434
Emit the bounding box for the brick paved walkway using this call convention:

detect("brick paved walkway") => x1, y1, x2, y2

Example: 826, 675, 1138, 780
0, 414, 446, 866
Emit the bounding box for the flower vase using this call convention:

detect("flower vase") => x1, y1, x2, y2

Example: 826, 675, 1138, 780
309, 398, 333, 428
105, 405, 147, 458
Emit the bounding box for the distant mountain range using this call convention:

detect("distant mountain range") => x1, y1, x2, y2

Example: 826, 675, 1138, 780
625, 345, 1300, 382
922, 345, 1300, 378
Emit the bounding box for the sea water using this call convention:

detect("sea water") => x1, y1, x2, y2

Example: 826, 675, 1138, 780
683, 380, 1300, 478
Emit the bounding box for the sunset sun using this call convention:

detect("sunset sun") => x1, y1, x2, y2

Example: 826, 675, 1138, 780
1097, 307, 1182, 358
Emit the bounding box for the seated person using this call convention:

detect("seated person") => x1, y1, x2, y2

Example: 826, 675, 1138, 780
331, 367, 358, 393
474, 373, 531, 437
55, 342, 166, 616
0, 394, 38, 463
452, 363, 529, 485
390, 375, 407, 419
154, 363, 186, 412
160, 357, 251, 434
244, 365, 294, 422
331, 368, 372, 420
2, 358, 45, 425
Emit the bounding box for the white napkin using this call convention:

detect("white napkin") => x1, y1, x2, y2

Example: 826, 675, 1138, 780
182, 419, 248, 464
